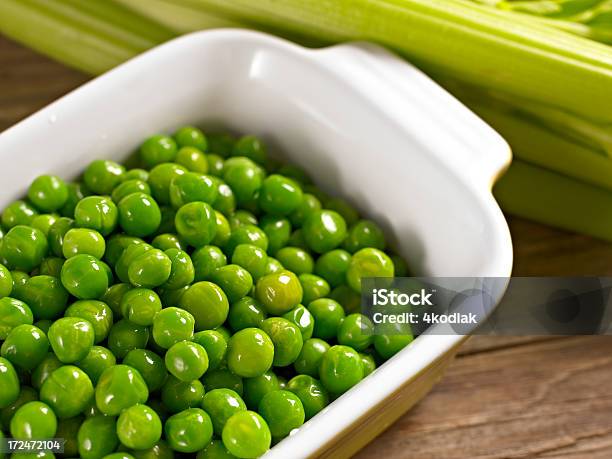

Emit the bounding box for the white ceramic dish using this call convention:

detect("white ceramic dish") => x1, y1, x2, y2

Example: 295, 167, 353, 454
0, 30, 513, 458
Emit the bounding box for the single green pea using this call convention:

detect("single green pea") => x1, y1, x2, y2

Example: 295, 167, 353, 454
0, 225, 48, 271
95, 365, 148, 415
170, 172, 217, 208
1, 324, 48, 370
65, 300, 113, 343
161, 376, 205, 414
165, 341, 209, 382
76, 346, 116, 384
343, 219, 386, 253
298, 273, 331, 305
175, 146, 208, 173
289, 193, 321, 228
330, 284, 361, 314
207, 133, 235, 157
286, 375, 329, 420
258, 175, 303, 216
163, 248, 195, 289
140, 135, 178, 168
2, 200, 38, 228
60, 182, 90, 218
225, 224, 268, 256
0, 297, 32, 340
314, 249, 351, 288
294, 338, 330, 377
346, 248, 394, 292
128, 249, 172, 288
38, 257, 64, 278
47, 217, 74, 257
175, 126, 207, 150
103, 454, 135, 459
212, 211, 231, 248
222, 157, 264, 204
111, 179, 151, 203
259, 216, 291, 255
174, 201, 217, 248
0, 357, 20, 408
9, 272, 29, 300
230, 244, 267, 281
231, 135, 267, 164
117, 404, 162, 450
319, 345, 364, 394
325, 197, 359, 227
31, 213, 59, 236
152, 307, 195, 349
258, 390, 305, 438
123, 168, 149, 182
302, 210, 347, 254
74, 196, 118, 236
308, 298, 346, 340
31, 353, 61, 390
192, 330, 227, 371
221, 411, 271, 459
275, 247, 314, 275
201, 388, 247, 436
55, 415, 82, 457
61, 254, 108, 300
115, 242, 152, 283
202, 369, 243, 396
28, 175, 69, 212
148, 163, 187, 205
0, 263, 12, 297
226, 328, 274, 378
123, 349, 167, 392
131, 441, 175, 459
261, 318, 303, 367
211, 179, 235, 216
119, 288, 161, 326
62, 228, 105, 259
165, 408, 213, 453
83, 160, 125, 195
40, 365, 94, 418
215, 326, 232, 342
207, 154, 225, 177
192, 245, 227, 282
107, 319, 149, 359
0, 386, 38, 431
118, 192, 162, 237
282, 305, 314, 340
360, 353, 377, 376
10, 401, 57, 440
77, 415, 119, 459
19, 275, 69, 320
242, 371, 280, 410
48, 317, 94, 363
152, 233, 184, 251
374, 332, 414, 360
196, 439, 235, 459
255, 270, 303, 315
265, 257, 283, 275
180, 281, 229, 330
228, 296, 266, 332
229, 210, 257, 230
337, 313, 374, 351
210, 264, 253, 303
101, 283, 131, 319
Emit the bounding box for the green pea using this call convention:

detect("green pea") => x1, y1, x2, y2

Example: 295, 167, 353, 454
107, 319, 149, 358
294, 338, 330, 377
175, 126, 207, 150
231, 136, 267, 164
346, 248, 394, 292
103, 454, 135, 459
192, 245, 227, 282
61, 228, 104, 259
115, 242, 152, 284
10, 401, 57, 440
39, 365, 94, 418
229, 210, 257, 230
31, 213, 59, 236
175, 146, 208, 173
118, 288, 160, 326
60, 182, 89, 218
152, 307, 195, 349
207, 133, 235, 157
242, 371, 280, 410
330, 284, 361, 314
373, 332, 414, 360
225, 224, 268, 256
277, 164, 311, 186
287, 228, 308, 251
202, 388, 247, 435
148, 163, 187, 205
103, 234, 142, 267
169, 172, 217, 208
19, 275, 68, 320
180, 281, 229, 330
175, 202, 217, 248
61, 254, 108, 300
76, 346, 116, 384
261, 318, 303, 367
196, 439, 235, 459
226, 328, 274, 378
74, 196, 118, 236
289, 193, 321, 228
0, 263, 12, 297
1, 324, 48, 370
211, 180, 235, 215
319, 345, 364, 394
228, 296, 266, 332
118, 192, 162, 237
360, 353, 377, 376
0, 386, 38, 430
83, 160, 125, 195
255, 270, 303, 315
77, 415, 119, 459
55, 415, 82, 457
0, 225, 48, 271
265, 257, 283, 275
163, 248, 194, 289
0, 357, 20, 408
302, 210, 347, 254
275, 247, 313, 275
38, 257, 64, 278
258, 175, 303, 216
124, 168, 149, 182
325, 197, 359, 227
230, 244, 268, 282
131, 441, 175, 459
207, 154, 225, 177
101, 283, 131, 319
0, 297, 32, 340
65, 300, 113, 343
95, 365, 148, 415
123, 349, 167, 392
161, 376, 205, 413
343, 219, 385, 253
308, 298, 345, 340
117, 404, 162, 450
111, 179, 151, 203
259, 216, 291, 255
282, 305, 314, 340
165, 408, 213, 453
47, 217, 74, 257
286, 375, 329, 420
202, 369, 243, 396
9, 272, 30, 302
314, 249, 351, 288
210, 264, 253, 303
48, 317, 94, 363
337, 313, 374, 351
222, 157, 264, 204
128, 249, 172, 288
222, 411, 271, 459
298, 273, 330, 305
2, 200, 38, 228
140, 135, 178, 168
165, 341, 209, 382
192, 330, 227, 371
152, 233, 184, 251
390, 254, 409, 277
213, 211, 231, 248
31, 353, 61, 390
258, 390, 305, 438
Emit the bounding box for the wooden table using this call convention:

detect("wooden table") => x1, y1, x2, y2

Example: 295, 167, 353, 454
2, 35, 611, 459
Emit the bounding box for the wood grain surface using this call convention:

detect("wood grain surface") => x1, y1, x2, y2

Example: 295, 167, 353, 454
1, 35, 611, 459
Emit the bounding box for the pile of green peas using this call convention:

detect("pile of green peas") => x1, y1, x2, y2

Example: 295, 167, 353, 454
0, 127, 413, 459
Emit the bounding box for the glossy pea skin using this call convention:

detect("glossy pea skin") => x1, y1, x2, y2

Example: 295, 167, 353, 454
61, 254, 108, 300
308, 298, 346, 340
2, 200, 38, 229
210, 264, 253, 303
255, 270, 303, 315
165, 408, 213, 453
0, 357, 20, 408
0, 297, 32, 340
38, 257, 64, 278
289, 193, 321, 228
192, 330, 227, 371
196, 439, 235, 459
28, 175, 69, 212
95, 365, 149, 415
207, 154, 225, 177
124, 168, 149, 182
258, 175, 303, 216
48, 317, 95, 363
101, 283, 132, 319
118, 192, 162, 237
76, 346, 116, 384
9, 271, 29, 298
0, 263, 12, 297
123, 349, 167, 392
175, 201, 217, 248
213, 211, 231, 248
111, 179, 151, 203
282, 305, 314, 341
229, 210, 257, 230
222, 411, 271, 459
261, 318, 303, 367
165, 341, 209, 382
107, 319, 149, 359
259, 216, 291, 255
175, 126, 207, 151
211, 180, 236, 216
226, 328, 274, 378
163, 248, 194, 289
302, 210, 347, 254
1, 324, 48, 370
299, 273, 331, 305
275, 247, 313, 275
10, 401, 57, 440
40, 365, 94, 418
225, 224, 268, 257
202, 369, 243, 397
0, 386, 38, 431
103, 234, 142, 267
77, 415, 119, 459
202, 388, 247, 435
330, 284, 361, 314
47, 217, 74, 257
0, 225, 48, 271
243, 371, 280, 410
83, 160, 125, 195
117, 404, 162, 450
294, 338, 330, 377
131, 440, 175, 459
176, 146, 208, 173
286, 374, 330, 420
337, 313, 374, 351
222, 157, 264, 204
65, 300, 113, 343
60, 182, 90, 218
103, 454, 135, 459
31, 213, 59, 236
148, 163, 187, 205
19, 275, 69, 320
128, 249, 172, 288
152, 233, 184, 251
119, 288, 161, 326
319, 345, 364, 395
180, 281, 229, 331
343, 219, 385, 253
374, 332, 414, 360
258, 390, 305, 438
30, 353, 61, 390
61, 228, 105, 259
228, 296, 266, 332
140, 135, 178, 168
360, 353, 377, 376
231, 244, 267, 281
346, 248, 395, 292
265, 257, 283, 275
152, 307, 195, 349
314, 249, 351, 288
115, 242, 152, 283
169, 172, 217, 208
192, 245, 227, 282
161, 376, 205, 414
74, 196, 118, 236
325, 197, 359, 227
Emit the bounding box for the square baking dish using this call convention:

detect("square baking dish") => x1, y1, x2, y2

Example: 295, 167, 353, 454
0, 29, 513, 458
